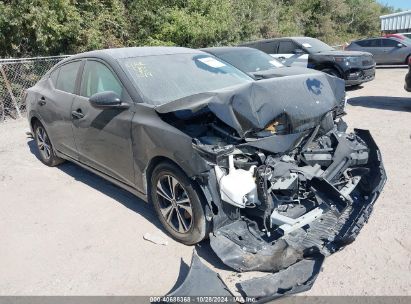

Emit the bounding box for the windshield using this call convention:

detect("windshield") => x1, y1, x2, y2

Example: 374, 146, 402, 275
216, 49, 284, 73
120, 53, 252, 105
298, 38, 335, 53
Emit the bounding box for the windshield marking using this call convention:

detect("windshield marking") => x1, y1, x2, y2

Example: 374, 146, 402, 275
125, 61, 153, 78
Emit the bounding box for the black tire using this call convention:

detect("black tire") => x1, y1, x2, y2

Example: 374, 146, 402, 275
321, 67, 342, 78
33, 121, 64, 167
149, 161, 209, 245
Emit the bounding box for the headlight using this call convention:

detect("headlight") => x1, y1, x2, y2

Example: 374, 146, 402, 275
334, 56, 362, 66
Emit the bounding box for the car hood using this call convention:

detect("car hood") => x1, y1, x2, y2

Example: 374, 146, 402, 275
251, 66, 321, 79
155, 73, 345, 138
316, 50, 373, 57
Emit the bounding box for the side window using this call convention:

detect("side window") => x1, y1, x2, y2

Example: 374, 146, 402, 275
55, 61, 81, 94
259, 41, 277, 54
80, 61, 122, 98
357, 40, 370, 47
369, 39, 382, 47
278, 41, 297, 54
382, 39, 400, 47
50, 68, 60, 87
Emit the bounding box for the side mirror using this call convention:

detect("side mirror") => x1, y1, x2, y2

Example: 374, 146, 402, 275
397, 43, 404, 48
89, 91, 128, 109
294, 48, 304, 55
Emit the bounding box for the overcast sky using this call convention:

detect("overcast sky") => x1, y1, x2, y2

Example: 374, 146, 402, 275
378, 0, 411, 10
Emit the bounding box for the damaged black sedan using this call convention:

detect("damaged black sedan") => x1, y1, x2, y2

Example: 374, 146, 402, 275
26, 47, 386, 300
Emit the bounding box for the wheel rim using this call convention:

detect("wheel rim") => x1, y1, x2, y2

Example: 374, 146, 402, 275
36, 126, 52, 160
156, 174, 193, 233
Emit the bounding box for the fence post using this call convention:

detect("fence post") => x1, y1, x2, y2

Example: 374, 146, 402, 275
0, 64, 22, 118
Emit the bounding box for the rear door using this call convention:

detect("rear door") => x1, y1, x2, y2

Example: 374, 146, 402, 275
271, 40, 308, 67
71, 59, 135, 186
37, 60, 81, 159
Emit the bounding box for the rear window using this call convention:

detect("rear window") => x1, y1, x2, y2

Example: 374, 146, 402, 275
217, 49, 284, 73
55, 61, 81, 94
259, 41, 278, 54
278, 41, 297, 54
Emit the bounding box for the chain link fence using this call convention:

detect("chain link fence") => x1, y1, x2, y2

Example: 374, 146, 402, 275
0, 55, 69, 123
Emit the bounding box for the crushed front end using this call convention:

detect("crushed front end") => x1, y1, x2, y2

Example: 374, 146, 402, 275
157, 74, 386, 301
203, 126, 385, 274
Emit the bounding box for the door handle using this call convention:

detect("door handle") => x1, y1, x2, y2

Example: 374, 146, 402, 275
278, 56, 286, 60
71, 109, 85, 119
38, 97, 46, 106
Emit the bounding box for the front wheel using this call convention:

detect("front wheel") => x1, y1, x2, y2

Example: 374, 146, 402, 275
149, 162, 209, 245
33, 122, 64, 167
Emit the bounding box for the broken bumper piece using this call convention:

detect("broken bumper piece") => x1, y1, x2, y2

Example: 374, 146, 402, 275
167, 251, 234, 298
237, 255, 324, 301
168, 252, 324, 303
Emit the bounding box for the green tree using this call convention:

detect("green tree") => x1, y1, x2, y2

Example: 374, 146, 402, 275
0, 0, 397, 57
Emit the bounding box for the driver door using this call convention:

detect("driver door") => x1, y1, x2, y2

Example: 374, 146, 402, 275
71, 59, 135, 186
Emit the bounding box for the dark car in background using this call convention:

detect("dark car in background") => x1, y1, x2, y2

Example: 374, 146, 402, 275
201, 46, 321, 79
346, 37, 411, 65
240, 37, 376, 86
26, 46, 385, 300
405, 56, 411, 91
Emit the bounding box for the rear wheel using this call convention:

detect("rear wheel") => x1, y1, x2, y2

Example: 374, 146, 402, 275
33, 121, 64, 167
149, 162, 209, 245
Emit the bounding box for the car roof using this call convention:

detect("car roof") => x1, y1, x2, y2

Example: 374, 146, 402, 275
240, 37, 314, 44
67, 46, 203, 61
354, 37, 400, 41
201, 46, 257, 55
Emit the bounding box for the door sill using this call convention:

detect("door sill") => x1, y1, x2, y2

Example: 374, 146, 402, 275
56, 151, 147, 202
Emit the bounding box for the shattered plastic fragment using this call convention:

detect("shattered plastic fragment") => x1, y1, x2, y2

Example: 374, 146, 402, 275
237, 256, 324, 300
168, 251, 233, 297
143, 232, 169, 246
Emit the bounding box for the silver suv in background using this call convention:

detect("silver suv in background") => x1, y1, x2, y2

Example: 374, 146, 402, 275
346, 37, 411, 65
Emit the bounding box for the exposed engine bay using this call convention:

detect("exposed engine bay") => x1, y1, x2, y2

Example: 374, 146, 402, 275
156, 75, 386, 301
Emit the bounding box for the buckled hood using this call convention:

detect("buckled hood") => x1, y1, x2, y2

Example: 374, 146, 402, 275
155, 73, 345, 138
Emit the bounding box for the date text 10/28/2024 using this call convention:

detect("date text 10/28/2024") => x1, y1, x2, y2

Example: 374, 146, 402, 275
150, 296, 257, 303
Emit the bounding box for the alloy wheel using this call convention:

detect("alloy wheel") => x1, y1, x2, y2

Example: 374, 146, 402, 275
36, 126, 52, 160
156, 174, 193, 233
